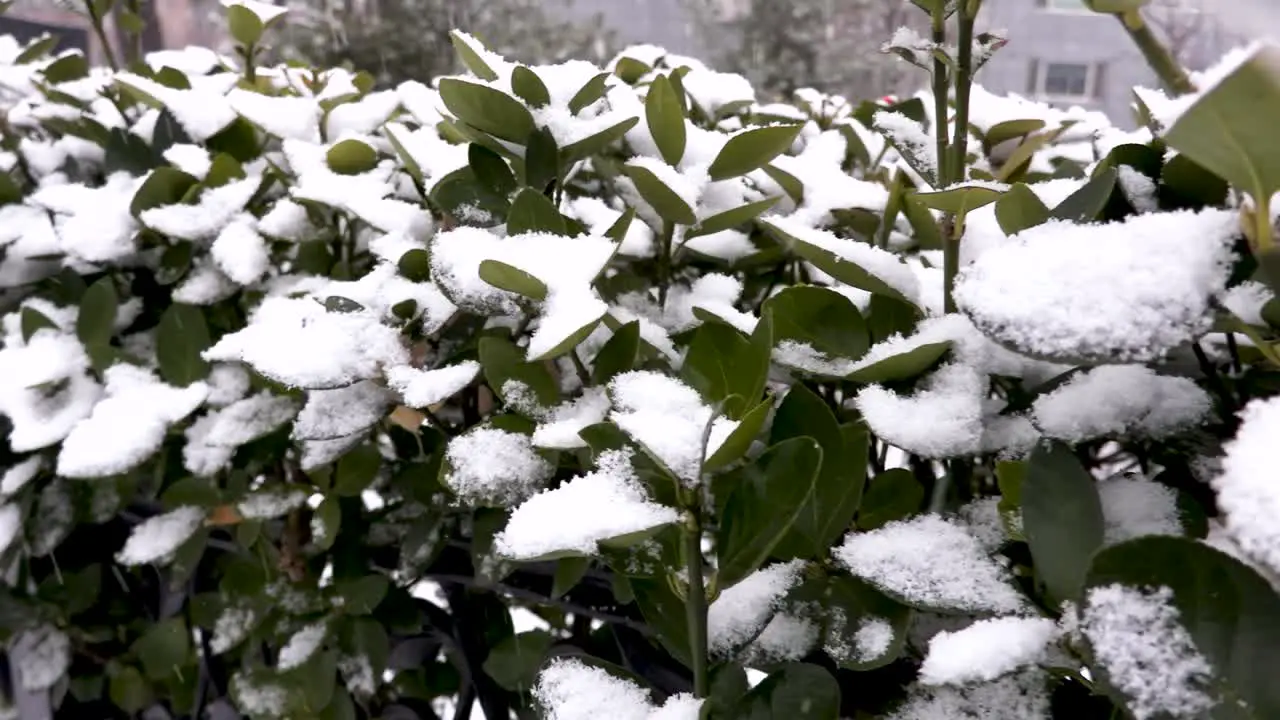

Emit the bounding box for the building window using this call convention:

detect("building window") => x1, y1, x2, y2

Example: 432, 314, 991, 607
1032, 61, 1103, 101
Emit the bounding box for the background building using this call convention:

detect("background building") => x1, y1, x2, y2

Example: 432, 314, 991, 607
2, 0, 223, 66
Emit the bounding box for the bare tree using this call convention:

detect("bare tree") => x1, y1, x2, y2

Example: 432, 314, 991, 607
1143, 0, 1234, 70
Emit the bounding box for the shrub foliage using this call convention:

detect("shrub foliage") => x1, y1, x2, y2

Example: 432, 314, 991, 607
2, 0, 1280, 718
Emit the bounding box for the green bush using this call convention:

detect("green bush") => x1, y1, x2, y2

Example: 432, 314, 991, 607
3, 0, 1280, 718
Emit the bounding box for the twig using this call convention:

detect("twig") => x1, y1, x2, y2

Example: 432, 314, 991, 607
426, 573, 654, 635
1116, 10, 1196, 96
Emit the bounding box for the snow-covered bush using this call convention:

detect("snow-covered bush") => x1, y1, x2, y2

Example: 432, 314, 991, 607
2, 0, 1280, 717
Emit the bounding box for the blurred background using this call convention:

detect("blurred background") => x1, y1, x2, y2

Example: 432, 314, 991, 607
2, 0, 1277, 127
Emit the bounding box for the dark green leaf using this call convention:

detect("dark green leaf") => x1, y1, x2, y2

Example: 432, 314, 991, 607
622, 163, 696, 226
42, 52, 88, 83
983, 118, 1047, 153
704, 397, 772, 471
764, 220, 915, 304
335, 575, 388, 615
204, 153, 246, 188
762, 164, 804, 205
708, 124, 803, 181
108, 665, 153, 714
915, 184, 1003, 215
510, 66, 550, 108
1161, 153, 1229, 209
995, 182, 1051, 235
479, 259, 549, 301
132, 617, 191, 680
397, 248, 431, 282
479, 335, 560, 409
845, 341, 951, 384
568, 72, 611, 115
204, 117, 260, 162
1050, 167, 1117, 223
506, 187, 567, 235
552, 557, 590, 598
735, 663, 839, 719
335, 443, 382, 497
1023, 441, 1104, 604
645, 74, 686, 166
438, 79, 536, 144
770, 386, 868, 559
591, 321, 641, 385
825, 575, 911, 670
155, 303, 211, 386
76, 277, 118, 348
449, 30, 499, 81
857, 468, 923, 530
614, 57, 651, 83
524, 126, 560, 192
689, 196, 780, 238
21, 307, 58, 342
715, 437, 822, 589
764, 285, 869, 365
560, 117, 639, 164
681, 321, 757, 418
131, 166, 199, 218
483, 630, 554, 692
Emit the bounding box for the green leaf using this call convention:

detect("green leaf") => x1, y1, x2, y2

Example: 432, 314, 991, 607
857, 468, 923, 531
1086, 536, 1280, 719
825, 575, 911, 670
483, 630, 554, 693
622, 163, 696, 226
335, 575, 388, 615
132, 617, 191, 680
108, 665, 153, 714
161, 476, 220, 509
449, 30, 499, 81
131, 166, 199, 217
983, 118, 1047, 153
762, 163, 804, 205
15, 34, 57, 64
734, 663, 839, 719
763, 220, 915, 304
680, 322, 758, 418
764, 285, 869, 364
42, 52, 88, 83
312, 497, 341, 552
0, 171, 20, 206
326, 138, 378, 175
438, 79, 535, 144
155, 303, 211, 386
645, 74, 686, 166
510, 66, 550, 108
384, 124, 426, 194
568, 72, 611, 115
614, 56, 651, 83
204, 117, 260, 162
552, 557, 590, 598
226, 4, 263, 46
205, 153, 246, 188
560, 117, 638, 164
21, 307, 58, 342
770, 386, 868, 559
397, 248, 431, 282
524, 126, 560, 192
996, 460, 1026, 541
335, 443, 381, 497
1161, 153, 1229, 209
995, 182, 1051, 235
1049, 167, 1117, 222
478, 259, 549, 301
1023, 441, 1105, 604
703, 397, 772, 472
506, 187, 567, 236
1085, 0, 1149, 12
479, 336, 559, 409
914, 184, 1003, 216
592, 321, 641, 385
845, 341, 950, 385
76, 277, 118, 347
708, 124, 803, 181
688, 196, 780, 238
714, 437, 821, 589
527, 314, 604, 362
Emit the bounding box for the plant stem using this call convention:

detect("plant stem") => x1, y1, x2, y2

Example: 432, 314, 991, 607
657, 223, 675, 309
930, 10, 949, 186
950, 10, 976, 187
682, 509, 709, 697
84, 0, 119, 71
1117, 10, 1196, 96
942, 216, 959, 313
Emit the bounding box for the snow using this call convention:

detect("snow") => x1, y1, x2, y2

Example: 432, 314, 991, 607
277, 622, 326, 671
443, 427, 554, 506
238, 488, 308, 519
186, 391, 299, 461
684, 229, 756, 262
875, 110, 936, 180
221, 0, 287, 24
494, 448, 678, 559
762, 216, 921, 305
1152, 41, 1266, 130
385, 361, 479, 409
1, 457, 42, 497
707, 559, 804, 655
626, 156, 702, 209
212, 216, 270, 285
835, 515, 1025, 615
919, 616, 1058, 686
163, 144, 212, 178
57, 365, 208, 479
534, 657, 701, 720
293, 381, 392, 440
173, 260, 237, 305
855, 364, 987, 459
1031, 365, 1212, 443
1222, 281, 1271, 326
567, 196, 655, 258
853, 617, 894, 662
681, 69, 755, 117
1213, 396, 1280, 576
774, 340, 856, 377
0, 504, 19, 556
13, 625, 70, 691
741, 611, 818, 664
1081, 584, 1215, 720
116, 506, 206, 565
889, 670, 1051, 720
954, 209, 1239, 363
211, 604, 260, 653
115, 72, 236, 141
608, 371, 738, 485
1116, 165, 1158, 213
0, 330, 102, 453
1098, 475, 1182, 546
257, 198, 316, 241
204, 296, 409, 388
141, 176, 259, 241
530, 387, 611, 449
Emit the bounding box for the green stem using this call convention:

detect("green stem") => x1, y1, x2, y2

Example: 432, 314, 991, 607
950, 11, 976, 187
1117, 10, 1196, 96
682, 509, 709, 698
942, 216, 959, 314
657, 223, 674, 309
930, 10, 949, 186
244, 42, 257, 84
84, 0, 119, 72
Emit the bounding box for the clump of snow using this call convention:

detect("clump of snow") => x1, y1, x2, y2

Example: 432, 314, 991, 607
530, 387, 612, 449
1081, 584, 1215, 720
495, 448, 678, 559
277, 622, 327, 671
889, 669, 1051, 720
1222, 281, 1271, 326
204, 296, 409, 388
835, 515, 1025, 614
1098, 475, 1182, 546
1, 457, 42, 497
875, 110, 936, 181
443, 427, 554, 506
763, 215, 921, 306
211, 604, 260, 653
238, 488, 308, 520
13, 625, 70, 691
534, 657, 701, 720
1213, 397, 1280, 576
386, 361, 480, 409
954, 209, 1239, 363
919, 616, 1059, 686
853, 617, 895, 662
116, 506, 206, 566
608, 371, 738, 484
707, 559, 805, 655
855, 364, 992, 458
293, 381, 392, 440
1031, 365, 1212, 443
739, 611, 819, 664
